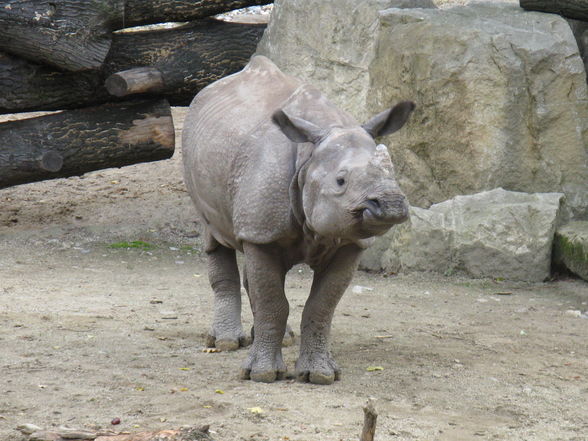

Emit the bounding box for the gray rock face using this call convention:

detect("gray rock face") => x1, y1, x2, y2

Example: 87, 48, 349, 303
553, 221, 588, 281
257, 0, 436, 122
361, 188, 564, 282
258, 1, 588, 221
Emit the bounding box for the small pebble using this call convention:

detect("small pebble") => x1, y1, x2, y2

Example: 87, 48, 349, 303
111, 418, 121, 425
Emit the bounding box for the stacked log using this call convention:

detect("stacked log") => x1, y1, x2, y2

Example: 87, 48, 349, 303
0, 0, 271, 189
0, 99, 174, 189
1, 18, 266, 113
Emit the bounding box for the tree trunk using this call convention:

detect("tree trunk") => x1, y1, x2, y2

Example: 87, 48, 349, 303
120, 0, 272, 27
0, 0, 121, 71
0, 99, 174, 190
520, 0, 588, 21
0, 19, 265, 113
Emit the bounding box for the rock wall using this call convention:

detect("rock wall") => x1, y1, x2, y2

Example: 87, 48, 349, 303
257, 0, 588, 222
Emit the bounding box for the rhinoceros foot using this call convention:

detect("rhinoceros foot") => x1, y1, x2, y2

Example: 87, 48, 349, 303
240, 342, 287, 383
206, 330, 249, 352
295, 351, 341, 385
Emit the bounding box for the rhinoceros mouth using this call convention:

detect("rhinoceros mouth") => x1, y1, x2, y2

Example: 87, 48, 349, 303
353, 198, 409, 238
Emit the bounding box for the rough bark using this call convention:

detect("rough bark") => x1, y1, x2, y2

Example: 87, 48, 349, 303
0, 51, 109, 114
0, 19, 265, 113
0, 99, 174, 190
0, 0, 121, 71
520, 0, 588, 21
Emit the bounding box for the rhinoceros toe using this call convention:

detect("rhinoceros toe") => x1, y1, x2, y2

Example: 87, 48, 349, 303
295, 352, 341, 385
240, 343, 287, 383
206, 333, 249, 351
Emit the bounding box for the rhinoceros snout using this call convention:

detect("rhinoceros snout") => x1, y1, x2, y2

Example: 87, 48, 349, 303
360, 193, 408, 235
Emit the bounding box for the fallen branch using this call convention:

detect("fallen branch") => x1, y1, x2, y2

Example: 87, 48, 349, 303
17, 424, 213, 441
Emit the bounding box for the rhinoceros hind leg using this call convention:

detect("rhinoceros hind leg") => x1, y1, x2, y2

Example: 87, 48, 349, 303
206, 237, 247, 351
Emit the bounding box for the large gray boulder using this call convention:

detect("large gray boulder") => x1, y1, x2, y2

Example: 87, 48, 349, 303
360, 188, 564, 282
553, 221, 588, 281
257, 1, 588, 221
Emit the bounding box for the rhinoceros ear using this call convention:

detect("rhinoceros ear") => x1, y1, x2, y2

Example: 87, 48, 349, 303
362, 101, 415, 138
273, 109, 325, 144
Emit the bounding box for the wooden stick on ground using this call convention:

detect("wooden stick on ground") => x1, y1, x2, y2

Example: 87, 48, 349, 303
17, 425, 213, 441
360, 398, 378, 441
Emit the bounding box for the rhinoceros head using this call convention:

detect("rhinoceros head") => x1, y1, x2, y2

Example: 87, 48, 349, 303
273, 101, 415, 241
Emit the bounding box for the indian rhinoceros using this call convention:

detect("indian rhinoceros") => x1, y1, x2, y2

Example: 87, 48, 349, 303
182, 55, 414, 384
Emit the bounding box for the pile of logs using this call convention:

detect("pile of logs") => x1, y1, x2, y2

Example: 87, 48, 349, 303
0, 0, 270, 189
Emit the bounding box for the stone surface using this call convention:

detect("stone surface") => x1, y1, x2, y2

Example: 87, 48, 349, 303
360, 188, 564, 282
257, 1, 588, 221
553, 221, 588, 281
257, 0, 436, 122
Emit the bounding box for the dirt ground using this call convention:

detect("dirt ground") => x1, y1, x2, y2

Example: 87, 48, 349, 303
1, 108, 587, 441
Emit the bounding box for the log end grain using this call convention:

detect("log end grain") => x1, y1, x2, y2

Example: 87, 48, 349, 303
105, 67, 165, 97
38, 151, 64, 172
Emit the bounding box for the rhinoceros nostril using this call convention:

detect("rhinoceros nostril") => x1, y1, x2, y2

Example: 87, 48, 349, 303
368, 198, 381, 209
364, 198, 382, 217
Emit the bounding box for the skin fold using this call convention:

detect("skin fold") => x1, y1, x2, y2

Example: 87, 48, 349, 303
182, 55, 414, 384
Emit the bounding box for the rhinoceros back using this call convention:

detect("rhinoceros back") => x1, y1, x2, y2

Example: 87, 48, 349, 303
182, 56, 302, 250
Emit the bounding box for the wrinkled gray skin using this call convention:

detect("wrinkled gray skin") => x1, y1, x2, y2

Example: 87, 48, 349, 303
183, 56, 414, 384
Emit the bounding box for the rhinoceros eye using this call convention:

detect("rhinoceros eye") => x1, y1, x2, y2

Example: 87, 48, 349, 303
336, 177, 346, 186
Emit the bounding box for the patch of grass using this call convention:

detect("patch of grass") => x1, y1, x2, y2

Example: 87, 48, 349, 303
109, 240, 156, 250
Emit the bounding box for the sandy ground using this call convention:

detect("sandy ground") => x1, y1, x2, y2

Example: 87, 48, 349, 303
1, 108, 588, 441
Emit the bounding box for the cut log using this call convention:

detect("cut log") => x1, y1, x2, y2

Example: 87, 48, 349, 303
0, 99, 174, 190
0, 19, 265, 113
0, 0, 122, 71
106, 67, 165, 96
103, 19, 266, 104
120, 0, 272, 27
520, 0, 588, 21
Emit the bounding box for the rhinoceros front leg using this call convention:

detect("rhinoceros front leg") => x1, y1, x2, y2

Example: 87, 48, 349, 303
296, 244, 363, 385
240, 242, 289, 383
206, 241, 247, 351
